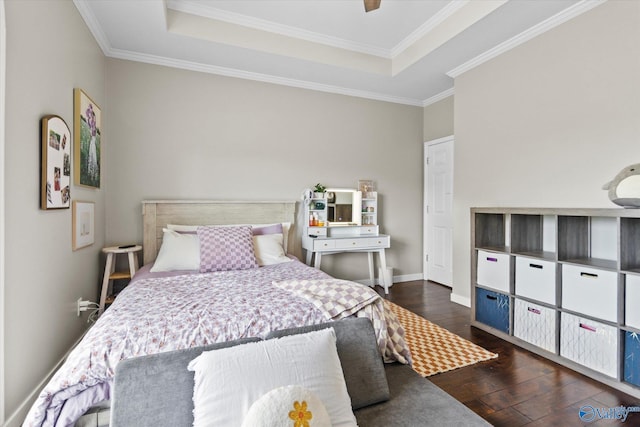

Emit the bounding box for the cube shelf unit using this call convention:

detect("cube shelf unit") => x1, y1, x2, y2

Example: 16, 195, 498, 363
471, 207, 640, 399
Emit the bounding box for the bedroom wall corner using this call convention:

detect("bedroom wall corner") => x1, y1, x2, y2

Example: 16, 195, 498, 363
451, 0, 640, 304
3, 1, 106, 423
423, 95, 454, 142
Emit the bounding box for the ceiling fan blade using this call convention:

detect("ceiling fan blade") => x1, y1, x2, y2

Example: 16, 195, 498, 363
364, 0, 381, 12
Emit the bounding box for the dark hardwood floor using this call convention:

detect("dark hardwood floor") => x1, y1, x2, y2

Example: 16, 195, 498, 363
376, 280, 639, 426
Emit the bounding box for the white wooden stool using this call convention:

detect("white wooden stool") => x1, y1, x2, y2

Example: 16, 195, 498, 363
99, 245, 142, 314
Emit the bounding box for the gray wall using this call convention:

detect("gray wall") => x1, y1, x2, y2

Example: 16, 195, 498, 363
452, 0, 640, 301
4, 0, 105, 422
423, 95, 454, 142
105, 59, 424, 281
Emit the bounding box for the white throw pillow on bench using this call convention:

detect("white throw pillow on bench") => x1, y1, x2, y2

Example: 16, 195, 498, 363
187, 327, 357, 427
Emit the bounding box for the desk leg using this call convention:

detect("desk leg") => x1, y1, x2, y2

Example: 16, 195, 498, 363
305, 250, 313, 266
379, 249, 389, 295
367, 252, 375, 288
313, 253, 322, 269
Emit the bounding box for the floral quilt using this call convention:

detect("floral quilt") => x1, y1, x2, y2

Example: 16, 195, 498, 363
24, 259, 409, 427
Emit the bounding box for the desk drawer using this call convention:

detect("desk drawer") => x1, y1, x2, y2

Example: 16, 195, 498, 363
334, 236, 389, 250
360, 226, 379, 235
312, 239, 335, 251
308, 227, 327, 237
562, 264, 617, 322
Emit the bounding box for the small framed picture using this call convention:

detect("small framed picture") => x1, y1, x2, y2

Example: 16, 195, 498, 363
72, 201, 95, 250
74, 88, 101, 189
41, 115, 72, 210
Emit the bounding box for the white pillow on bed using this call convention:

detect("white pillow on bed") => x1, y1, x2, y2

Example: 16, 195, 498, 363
253, 233, 293, 266
150, 229, 200, 272
187, 328, 356, 427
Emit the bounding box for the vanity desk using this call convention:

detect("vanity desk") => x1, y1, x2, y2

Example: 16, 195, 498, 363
302, 188, 392, 294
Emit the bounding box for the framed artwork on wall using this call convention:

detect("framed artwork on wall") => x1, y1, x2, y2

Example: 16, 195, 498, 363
74, 88, 101, 189
72, 201, 95, 250
40, 115, 71, 210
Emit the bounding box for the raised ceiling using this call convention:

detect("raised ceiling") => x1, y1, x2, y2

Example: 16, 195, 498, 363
74, 0, 603, 106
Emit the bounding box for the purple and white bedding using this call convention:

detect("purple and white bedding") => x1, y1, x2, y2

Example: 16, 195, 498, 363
24, 258, 411, 427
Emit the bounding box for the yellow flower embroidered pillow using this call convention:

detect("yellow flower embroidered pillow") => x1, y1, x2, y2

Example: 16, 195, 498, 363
187, 328, 357, 427
241, 385, 331, 427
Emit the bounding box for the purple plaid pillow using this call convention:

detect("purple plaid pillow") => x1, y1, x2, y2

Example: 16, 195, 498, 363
197, 226, 259, 272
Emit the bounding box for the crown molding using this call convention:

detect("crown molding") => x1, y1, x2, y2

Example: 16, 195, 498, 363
73, 0, 607, 112
422, 87, 455, 107
167, 0, 391, 58
391, 0, 468, 58
108, 48, 424, 107
76, 0, 450, 109
73, 0, 112, 54
74, 0, 422, 106
447, 0, 606, 78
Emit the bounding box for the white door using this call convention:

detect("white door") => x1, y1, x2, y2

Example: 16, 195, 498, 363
424, 136, 453, 286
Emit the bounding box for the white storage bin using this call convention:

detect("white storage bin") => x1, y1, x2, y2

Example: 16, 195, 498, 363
626, 274, 640, 329
514, 299, 556, 353
560, 312, 617, 378
515, 257, 556, 305
562, 264, 617, 322
477, 250, 510, 293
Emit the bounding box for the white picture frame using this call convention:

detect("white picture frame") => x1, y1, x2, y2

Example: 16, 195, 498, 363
41, 115, 72, 209
72, 201, 95, 250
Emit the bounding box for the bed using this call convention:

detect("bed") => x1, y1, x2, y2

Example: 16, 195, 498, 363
23, 200, 411, 427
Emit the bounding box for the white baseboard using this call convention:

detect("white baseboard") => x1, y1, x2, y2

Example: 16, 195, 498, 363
4, 331, 88, 427
394, 273, 423, 283
356, 272, 423, 288
450, 292, 471, 307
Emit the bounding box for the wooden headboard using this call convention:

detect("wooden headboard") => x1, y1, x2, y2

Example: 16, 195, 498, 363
141, 200, 297, 265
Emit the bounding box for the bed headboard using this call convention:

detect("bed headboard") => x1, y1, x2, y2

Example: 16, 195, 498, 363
141, 200, 297, 265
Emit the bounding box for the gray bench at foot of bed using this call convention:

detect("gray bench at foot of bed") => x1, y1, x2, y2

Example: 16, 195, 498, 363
111, 318, 490, 427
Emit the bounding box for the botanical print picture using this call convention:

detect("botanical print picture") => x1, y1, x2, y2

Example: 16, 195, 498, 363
41, 115, 72, 209
72, 201, 95, 250
74, 88, 101, 188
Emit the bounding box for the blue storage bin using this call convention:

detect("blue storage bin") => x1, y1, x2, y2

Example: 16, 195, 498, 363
624, 331, 640, 387
476, 288, 510, 333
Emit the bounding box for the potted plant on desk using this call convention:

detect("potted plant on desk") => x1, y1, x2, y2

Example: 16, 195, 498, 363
313, 183, 326, 199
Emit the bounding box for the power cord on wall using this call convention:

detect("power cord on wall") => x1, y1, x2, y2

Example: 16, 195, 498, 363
77, 299, 100, 323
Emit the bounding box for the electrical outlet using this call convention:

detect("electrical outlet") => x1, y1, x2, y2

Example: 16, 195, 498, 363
77, 298, 96, 317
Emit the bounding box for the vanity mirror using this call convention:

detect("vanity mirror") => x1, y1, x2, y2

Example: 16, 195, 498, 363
325, 188, 362, 226
302, 186, 389, 293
